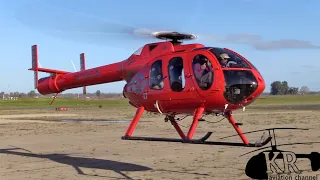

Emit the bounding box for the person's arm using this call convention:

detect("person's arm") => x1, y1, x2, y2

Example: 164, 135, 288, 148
206, 61, 213, 71
194, 64, 201, 78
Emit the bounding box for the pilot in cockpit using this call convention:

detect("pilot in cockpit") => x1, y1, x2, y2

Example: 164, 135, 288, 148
220, 53, 237, 68
220, 53, 231, 67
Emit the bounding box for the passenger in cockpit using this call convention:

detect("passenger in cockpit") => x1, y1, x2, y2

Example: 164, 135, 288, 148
152, 66, 164, 89
193, 57, 213, 88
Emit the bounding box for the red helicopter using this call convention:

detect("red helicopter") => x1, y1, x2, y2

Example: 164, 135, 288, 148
29, 31, 271, 148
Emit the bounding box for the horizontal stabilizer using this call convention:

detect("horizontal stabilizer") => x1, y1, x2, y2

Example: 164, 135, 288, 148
28, 67, 70, 74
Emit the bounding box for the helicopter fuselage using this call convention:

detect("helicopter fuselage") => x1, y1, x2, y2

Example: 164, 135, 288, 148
123, 41, 265, 115
34, 40, 265, 116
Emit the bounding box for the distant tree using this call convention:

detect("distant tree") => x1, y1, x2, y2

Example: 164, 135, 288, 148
282, 81, 289, 95
288, 87, 299, 95
300, 86, 310, 94
270, 81, 285, 95
270, 81, 298, 95
28, 90, 36, 97
96, 90, 101, 98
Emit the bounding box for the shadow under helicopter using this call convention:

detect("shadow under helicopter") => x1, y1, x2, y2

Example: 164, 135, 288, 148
0, 146, 210, 179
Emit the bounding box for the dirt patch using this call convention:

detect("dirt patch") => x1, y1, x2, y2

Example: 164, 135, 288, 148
0, 107, 319, 180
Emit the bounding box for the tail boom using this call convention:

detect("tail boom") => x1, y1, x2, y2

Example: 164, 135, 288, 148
36, 62, 124, 95
29, 44, 145, 95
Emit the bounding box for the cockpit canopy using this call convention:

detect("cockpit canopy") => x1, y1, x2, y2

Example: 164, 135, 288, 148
208, 48, 251, 68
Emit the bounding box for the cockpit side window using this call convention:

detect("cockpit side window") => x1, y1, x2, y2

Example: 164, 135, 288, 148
149, 60, 164, 90
168, 57, 185, 92
210, 48, 251, 68
192, 54, 214, 90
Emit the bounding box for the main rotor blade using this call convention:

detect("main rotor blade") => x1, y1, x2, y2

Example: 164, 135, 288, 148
14, 1, 164, 48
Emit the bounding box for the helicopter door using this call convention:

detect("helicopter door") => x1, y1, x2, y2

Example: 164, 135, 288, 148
166, 56, 195, 99
168, 57, 185, 93
190, 53, 217, 97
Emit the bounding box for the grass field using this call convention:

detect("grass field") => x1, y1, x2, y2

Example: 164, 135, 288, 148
0, 97, 128, 109
1, 94, 320, 109
254, 94, 320, 105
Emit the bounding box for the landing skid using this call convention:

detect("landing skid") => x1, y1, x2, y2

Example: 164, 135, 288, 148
122, 132, 272, 147
121, 106, 273, 148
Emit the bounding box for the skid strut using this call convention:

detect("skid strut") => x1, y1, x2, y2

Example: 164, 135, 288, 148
225, 111, 249, 145
124, 106, 145, 137
121, 106, 272, 147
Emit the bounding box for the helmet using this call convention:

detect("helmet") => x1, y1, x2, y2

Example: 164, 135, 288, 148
220, 53, 230, 60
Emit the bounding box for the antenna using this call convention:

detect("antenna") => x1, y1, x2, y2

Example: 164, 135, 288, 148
70, 60, 77, 72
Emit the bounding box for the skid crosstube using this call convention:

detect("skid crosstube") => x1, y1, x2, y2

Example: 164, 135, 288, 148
121, 106, 275, 148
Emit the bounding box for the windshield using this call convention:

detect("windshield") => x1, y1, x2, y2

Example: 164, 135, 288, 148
223, 70, 258, 104
133, 46, 144, 55
209, 48, 251, 68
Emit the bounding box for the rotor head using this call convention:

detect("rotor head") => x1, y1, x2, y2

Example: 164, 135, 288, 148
150, 31, 197, 44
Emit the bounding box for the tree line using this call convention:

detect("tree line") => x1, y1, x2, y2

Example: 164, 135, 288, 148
270, 81, 313, 95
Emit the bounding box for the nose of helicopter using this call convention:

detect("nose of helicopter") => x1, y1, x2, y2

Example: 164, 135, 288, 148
223, 70, 265, 105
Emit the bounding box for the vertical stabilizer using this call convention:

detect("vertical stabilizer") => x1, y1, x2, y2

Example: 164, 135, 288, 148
32, 45, 39, 89
80, 53, 86, 94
